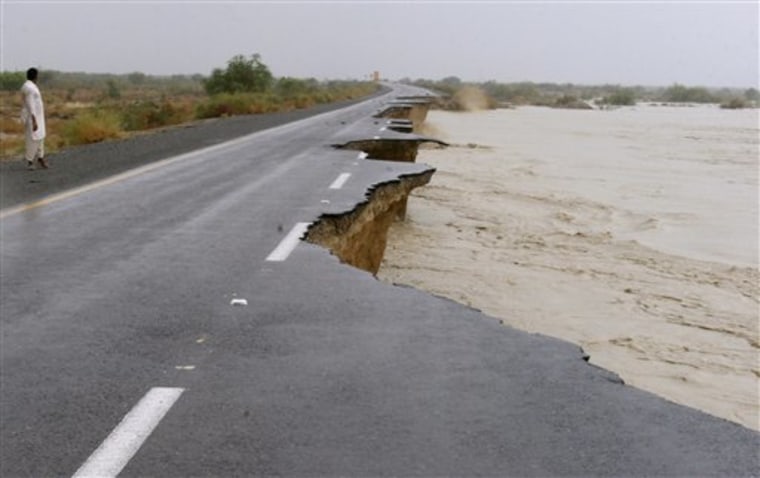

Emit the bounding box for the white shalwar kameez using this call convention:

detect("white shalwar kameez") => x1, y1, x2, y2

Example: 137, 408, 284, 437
20, 79, 46, 164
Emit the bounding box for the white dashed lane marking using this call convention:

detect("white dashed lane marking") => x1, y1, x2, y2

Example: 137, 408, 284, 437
329, 173, 351, 190
265, 222, 310, 262
72, 387, 184, 478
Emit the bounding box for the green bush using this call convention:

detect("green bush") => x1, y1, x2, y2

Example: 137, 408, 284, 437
602, 89, 636, 106
661, 84, 717, 103
204, 54, 273, 95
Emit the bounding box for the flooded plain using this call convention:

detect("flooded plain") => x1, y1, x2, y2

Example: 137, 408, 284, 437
378, 105, 759, 430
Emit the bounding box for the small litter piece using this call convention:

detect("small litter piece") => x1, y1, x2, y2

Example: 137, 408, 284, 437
230, 298, 248, 307
175, 365, 196, 371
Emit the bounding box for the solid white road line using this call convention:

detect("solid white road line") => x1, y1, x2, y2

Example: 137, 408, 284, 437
72, 387, 184, 478
266, 222, 310, 262
329, 173, 351, 190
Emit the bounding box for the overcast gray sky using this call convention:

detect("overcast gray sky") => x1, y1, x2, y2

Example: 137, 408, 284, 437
1, 1, 758, 88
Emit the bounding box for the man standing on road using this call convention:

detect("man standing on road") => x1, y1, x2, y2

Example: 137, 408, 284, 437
20, 67, 48, 170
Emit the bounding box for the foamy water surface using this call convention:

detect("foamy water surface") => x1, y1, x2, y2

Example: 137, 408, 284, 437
445, 105, 759, 267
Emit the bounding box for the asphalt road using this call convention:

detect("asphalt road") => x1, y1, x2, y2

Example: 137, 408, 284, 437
1, 84, 758, 477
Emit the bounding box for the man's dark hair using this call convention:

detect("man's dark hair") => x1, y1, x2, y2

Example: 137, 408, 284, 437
26, 68, 38, 81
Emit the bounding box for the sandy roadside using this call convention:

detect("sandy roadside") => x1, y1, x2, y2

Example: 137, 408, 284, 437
378, 109, 759, 431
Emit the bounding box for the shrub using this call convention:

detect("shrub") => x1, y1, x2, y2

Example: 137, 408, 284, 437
62, 110, 123, 145
661, 84, 717, 103
196, 92, 286, 118
313, 91, 335, 104
480, 81, 542, 105
602, 89, 636, 106
204, 54, 273, 95
121, 100, 194, 130
196, 93, 258, 118
293, 94, 316, 109
552, 94, 593, 110
0, 71, 25, 91
555, 94, 579, 107
275, 77, 318, 97
721, 98, 748, 109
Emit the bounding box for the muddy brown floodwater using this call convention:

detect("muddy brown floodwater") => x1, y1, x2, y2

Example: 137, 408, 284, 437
378, 106, 759, 431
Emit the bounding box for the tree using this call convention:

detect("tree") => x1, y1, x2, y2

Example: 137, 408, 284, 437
204, 54, 273, 95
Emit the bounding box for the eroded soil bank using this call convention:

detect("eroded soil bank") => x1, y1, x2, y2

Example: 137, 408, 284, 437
306, 170, 435, 274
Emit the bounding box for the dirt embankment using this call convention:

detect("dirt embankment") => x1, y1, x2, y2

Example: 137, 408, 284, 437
307, 97, 442, 272
335, 139, 423, 162
306, 170, 435, 274
374, 104, 431, 130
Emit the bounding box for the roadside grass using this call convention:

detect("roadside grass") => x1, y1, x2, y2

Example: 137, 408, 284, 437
62, 109, 124, 145
196, 92, 283, 118
120, 97, 196, 130
0, 117, 24, 134
0, 135, 24, 157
